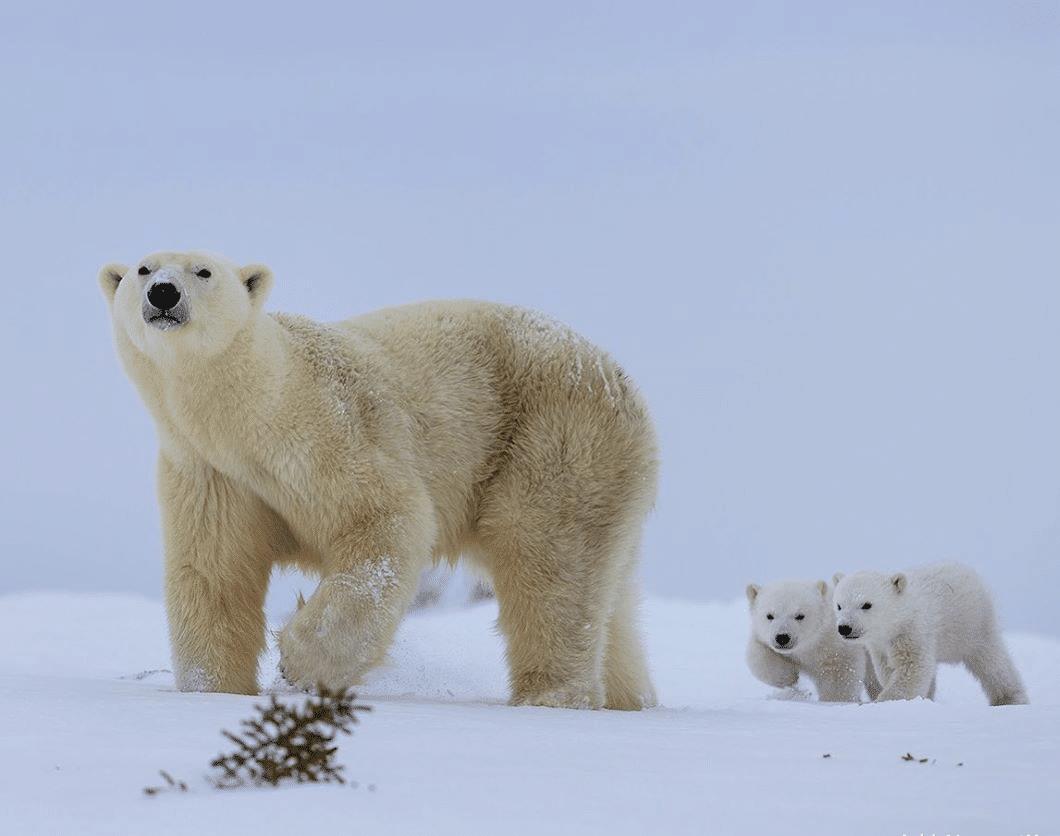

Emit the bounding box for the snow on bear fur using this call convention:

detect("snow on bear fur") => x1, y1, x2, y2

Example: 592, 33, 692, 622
98, 251, 659, 710
745, 580, 876, 702
832, 563, 1028, 706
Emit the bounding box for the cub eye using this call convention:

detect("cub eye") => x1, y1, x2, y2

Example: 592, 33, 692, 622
196, 268, 211, 278
766, 614, 774, 621
861, 602, 872, 610
837, 604, 842, 611
794, 614, 805, 621
138, 266, 151, 276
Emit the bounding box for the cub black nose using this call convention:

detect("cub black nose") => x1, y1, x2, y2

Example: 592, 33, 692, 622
148, 282, 181, 311
838, 624, 852, 637
775, 633, 790, 647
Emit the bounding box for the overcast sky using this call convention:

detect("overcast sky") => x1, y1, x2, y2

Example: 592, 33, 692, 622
1, 2, 1058, 634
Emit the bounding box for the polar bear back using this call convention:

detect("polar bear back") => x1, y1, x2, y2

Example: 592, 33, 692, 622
907, 563, 997, 663
269, 300, 654, 559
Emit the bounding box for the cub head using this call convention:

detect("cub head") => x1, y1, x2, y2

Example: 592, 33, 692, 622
832, 570, 908, 643
98, 251, 273, 361
745, 579, 833, 654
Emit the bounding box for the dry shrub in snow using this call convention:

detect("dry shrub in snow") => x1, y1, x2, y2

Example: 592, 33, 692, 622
211, 688, 371, 788
145, 687, 370, 795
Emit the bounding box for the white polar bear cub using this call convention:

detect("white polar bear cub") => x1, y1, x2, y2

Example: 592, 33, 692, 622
833, 563, 1027, 706
746, 580, 878, 702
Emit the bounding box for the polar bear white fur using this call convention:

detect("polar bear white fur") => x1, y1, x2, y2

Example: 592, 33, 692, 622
832, 563, 1027, 706
746, 580, 878, 702
98, 251, 659, 710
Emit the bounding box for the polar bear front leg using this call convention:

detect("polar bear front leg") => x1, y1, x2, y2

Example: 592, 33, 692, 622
875, 633, 936, 702
159, 456, 274, 695
812, 649, 864, 703
863, 653, 883, 701
277, 514, 430, 691
746, 637, 799, 689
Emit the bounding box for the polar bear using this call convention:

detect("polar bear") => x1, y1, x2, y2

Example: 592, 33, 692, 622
832, 563, 1027, 706
98, 251, 659, 710
746, 580, 878, 702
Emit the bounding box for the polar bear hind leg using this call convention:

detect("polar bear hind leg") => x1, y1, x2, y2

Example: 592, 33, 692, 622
602, 561, 656, 710
965, 636, 1028, 706
483, 519, 614, 709
475, 404, 656, 710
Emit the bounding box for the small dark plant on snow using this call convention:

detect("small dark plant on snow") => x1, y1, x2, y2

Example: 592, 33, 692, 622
211, 687, 371, 788
144, 687, 370, 795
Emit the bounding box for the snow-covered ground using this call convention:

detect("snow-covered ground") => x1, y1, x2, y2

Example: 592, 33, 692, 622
1, 591, 1056, 836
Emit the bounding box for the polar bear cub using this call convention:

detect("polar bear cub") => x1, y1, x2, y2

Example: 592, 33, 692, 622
746, 580, 878, 702
832, 563, 1027, 706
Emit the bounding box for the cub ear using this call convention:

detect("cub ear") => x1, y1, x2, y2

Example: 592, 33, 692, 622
832, 572, 845, 586
98, 263, 128, 302
891, 573, 907, 594
745, 583, 760, 604
240, 264, 274, 307
816, 579, 829, 597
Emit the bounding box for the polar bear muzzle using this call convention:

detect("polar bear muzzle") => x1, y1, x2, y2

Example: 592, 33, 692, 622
837, 623, 861, 640
143, 279, 189, 329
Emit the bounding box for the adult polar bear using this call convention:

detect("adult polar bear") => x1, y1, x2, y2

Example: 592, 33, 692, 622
99, 251, 659, 710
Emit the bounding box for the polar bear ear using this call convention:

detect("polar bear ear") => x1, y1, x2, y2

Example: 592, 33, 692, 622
745, 584, 760, 604
98, 263, 128, 302
240, 264, 274, 307
815, 579, 829, 597
891, 573, 907, 594
832, 572, 845, 586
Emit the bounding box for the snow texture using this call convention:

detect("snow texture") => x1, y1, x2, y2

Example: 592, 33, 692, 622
1, 591, 1056, 835
327, 558, 397, 607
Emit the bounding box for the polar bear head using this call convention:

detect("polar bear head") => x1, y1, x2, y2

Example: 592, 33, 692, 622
746, 579, 833, 654
832, 570, 909, 643
98, 251, 273, 362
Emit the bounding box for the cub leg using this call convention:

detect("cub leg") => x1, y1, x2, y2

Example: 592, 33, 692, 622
812, 650, 864, 703
863, 653, 883, 701
965, 636, 1029, 706
875, 634, 936, 702
746, 637, 799, 689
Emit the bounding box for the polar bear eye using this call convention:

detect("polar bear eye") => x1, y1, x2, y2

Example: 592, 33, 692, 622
196, 268, 211, 279
794, 614, 805, 621
138, 265, 151, 276
861, 602, 872, 610
837, 604, 842, 611
766, 614, 774, 621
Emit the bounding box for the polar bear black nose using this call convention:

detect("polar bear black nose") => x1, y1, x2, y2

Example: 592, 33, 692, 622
148, 282, 181, 311
838, 624, 852, 637
775, 633, 790, 647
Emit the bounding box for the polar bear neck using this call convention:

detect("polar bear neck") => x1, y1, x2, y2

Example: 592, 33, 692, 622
144, 315, 292, 464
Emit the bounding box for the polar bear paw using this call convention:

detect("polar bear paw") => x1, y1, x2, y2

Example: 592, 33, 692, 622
276, 595, 373, 692
510, 680, 605, 710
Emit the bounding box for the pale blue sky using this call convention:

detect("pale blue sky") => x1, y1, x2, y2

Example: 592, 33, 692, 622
1, 2, 1058, 633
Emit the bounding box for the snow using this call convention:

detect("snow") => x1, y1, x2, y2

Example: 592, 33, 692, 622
509, 307, 621, 399
1, 592, 1057, 835
326, 558, 398, 608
